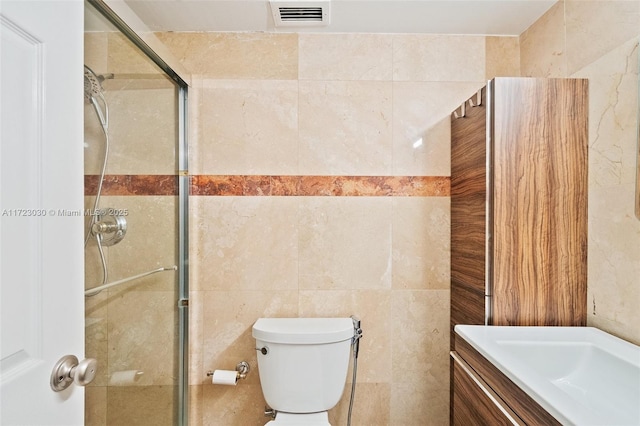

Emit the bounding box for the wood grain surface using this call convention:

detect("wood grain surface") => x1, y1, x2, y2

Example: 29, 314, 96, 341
450, 78, 588, 331
491, 78, 588, 326
451, 352, 523, 426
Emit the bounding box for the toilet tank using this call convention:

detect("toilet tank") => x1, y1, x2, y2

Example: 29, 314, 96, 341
252, 318, 354, 413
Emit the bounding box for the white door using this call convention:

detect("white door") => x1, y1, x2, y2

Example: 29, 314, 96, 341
0, 1, 85, 425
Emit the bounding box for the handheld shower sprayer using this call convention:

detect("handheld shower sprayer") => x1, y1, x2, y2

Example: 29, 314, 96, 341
347, 315, 362, 426
351, 315, 362, 359
84, 65, 111, 130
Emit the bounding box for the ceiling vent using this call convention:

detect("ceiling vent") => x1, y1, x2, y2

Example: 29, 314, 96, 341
269, 0, 331, 27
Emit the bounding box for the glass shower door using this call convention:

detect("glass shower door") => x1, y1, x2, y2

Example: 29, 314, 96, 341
83, 2, 188, 424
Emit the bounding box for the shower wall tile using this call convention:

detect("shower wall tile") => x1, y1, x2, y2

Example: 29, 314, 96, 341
193, 196, 299, 291
485, 36, 521, 79
84, 32, 177, 178
105, 196, 178, 292
106, 87, 177, 175
299, 289, 392, 383
298, 33, 393, 81
156, 32, 298, 80
195, 79, 299, 175
107, 290, 178, 386
189, 81, 202, 176
298, 197, 393, 290
106, 385, 176, 426
565, 0, 640, 75
85, 386, 107, 426
84, 101, 106, 176
391, 81, 485, 176
107, 33, 160, 75
392, 198, 450, 290
84, 33, 108, 75
85, 293, 109, 387
392, 35, 486, 82
298, 80, 393, 175
519, 1, 567, 77
84, 175, 178, 196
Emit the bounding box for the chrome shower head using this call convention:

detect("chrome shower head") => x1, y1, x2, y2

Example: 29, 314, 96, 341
84, 65, 112, 130
84, 65, 104, 102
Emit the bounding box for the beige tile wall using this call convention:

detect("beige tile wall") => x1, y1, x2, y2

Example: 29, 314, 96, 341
520, 0, 640, 345
157, 32, 520, 425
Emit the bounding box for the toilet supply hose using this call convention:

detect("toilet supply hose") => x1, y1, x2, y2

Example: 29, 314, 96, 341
348, 316, 363, 426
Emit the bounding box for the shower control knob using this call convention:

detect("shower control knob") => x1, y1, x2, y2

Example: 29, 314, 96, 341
50, 355, 98, 392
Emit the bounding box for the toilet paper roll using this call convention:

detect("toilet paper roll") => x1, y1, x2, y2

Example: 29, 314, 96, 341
211, 369, 238, 386
109, 370, 143, 386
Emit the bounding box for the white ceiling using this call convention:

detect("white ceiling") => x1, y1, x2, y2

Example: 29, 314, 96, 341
120, 0, 558, 36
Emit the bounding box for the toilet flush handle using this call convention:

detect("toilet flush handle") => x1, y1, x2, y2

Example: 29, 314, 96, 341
256, 346, 268, 355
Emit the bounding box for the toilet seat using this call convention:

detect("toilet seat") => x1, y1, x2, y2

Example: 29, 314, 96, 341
265, 411, 331, 425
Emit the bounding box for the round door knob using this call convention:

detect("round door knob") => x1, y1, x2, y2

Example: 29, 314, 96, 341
72, 357, 97, 386
50, 355, 98, 392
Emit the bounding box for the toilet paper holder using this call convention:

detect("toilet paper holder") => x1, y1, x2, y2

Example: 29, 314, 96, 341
206, 361, 250, 380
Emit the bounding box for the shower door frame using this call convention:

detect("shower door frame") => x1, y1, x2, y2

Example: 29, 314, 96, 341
85, 1, 189, 424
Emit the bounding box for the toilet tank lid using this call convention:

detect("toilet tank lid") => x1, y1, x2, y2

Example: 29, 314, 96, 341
252, 318, 354, 344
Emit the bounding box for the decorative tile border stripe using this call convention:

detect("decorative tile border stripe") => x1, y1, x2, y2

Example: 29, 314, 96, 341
190, 175, 450, 197
85, 175, 179, 196
85, 175, 450, 197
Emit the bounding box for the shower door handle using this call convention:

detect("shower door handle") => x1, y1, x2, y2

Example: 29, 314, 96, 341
50, 355, 98, 392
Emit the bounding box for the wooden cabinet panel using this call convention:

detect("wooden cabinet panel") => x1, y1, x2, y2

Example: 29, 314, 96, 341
451, 87, 486, 197
451, 194, 486, 289
450, 281, 485, 349
450, 87, 490, 345
451, 352, 523, 426
450, 77, 588, 334
455, 336, 562, 426
490, 78, 588, 326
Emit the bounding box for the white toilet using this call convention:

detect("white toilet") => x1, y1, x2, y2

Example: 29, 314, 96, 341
252, 317, 355, 425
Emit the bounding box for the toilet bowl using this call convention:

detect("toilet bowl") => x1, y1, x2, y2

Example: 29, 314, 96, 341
252, 317, 354, 425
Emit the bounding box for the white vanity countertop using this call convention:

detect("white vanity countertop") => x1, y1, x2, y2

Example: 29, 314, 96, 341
455, 325, 640, 426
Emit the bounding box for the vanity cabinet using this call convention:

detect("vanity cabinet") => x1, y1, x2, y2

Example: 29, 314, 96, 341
451, 335, 561, 426
451, 353, 521, 426
449, 77, 588, 424
450, 77, 588, 339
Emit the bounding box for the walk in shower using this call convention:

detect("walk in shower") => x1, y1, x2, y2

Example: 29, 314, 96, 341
83, 1, 188, 424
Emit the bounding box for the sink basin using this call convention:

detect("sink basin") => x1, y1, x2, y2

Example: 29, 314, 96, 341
455, 325, 640, 425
